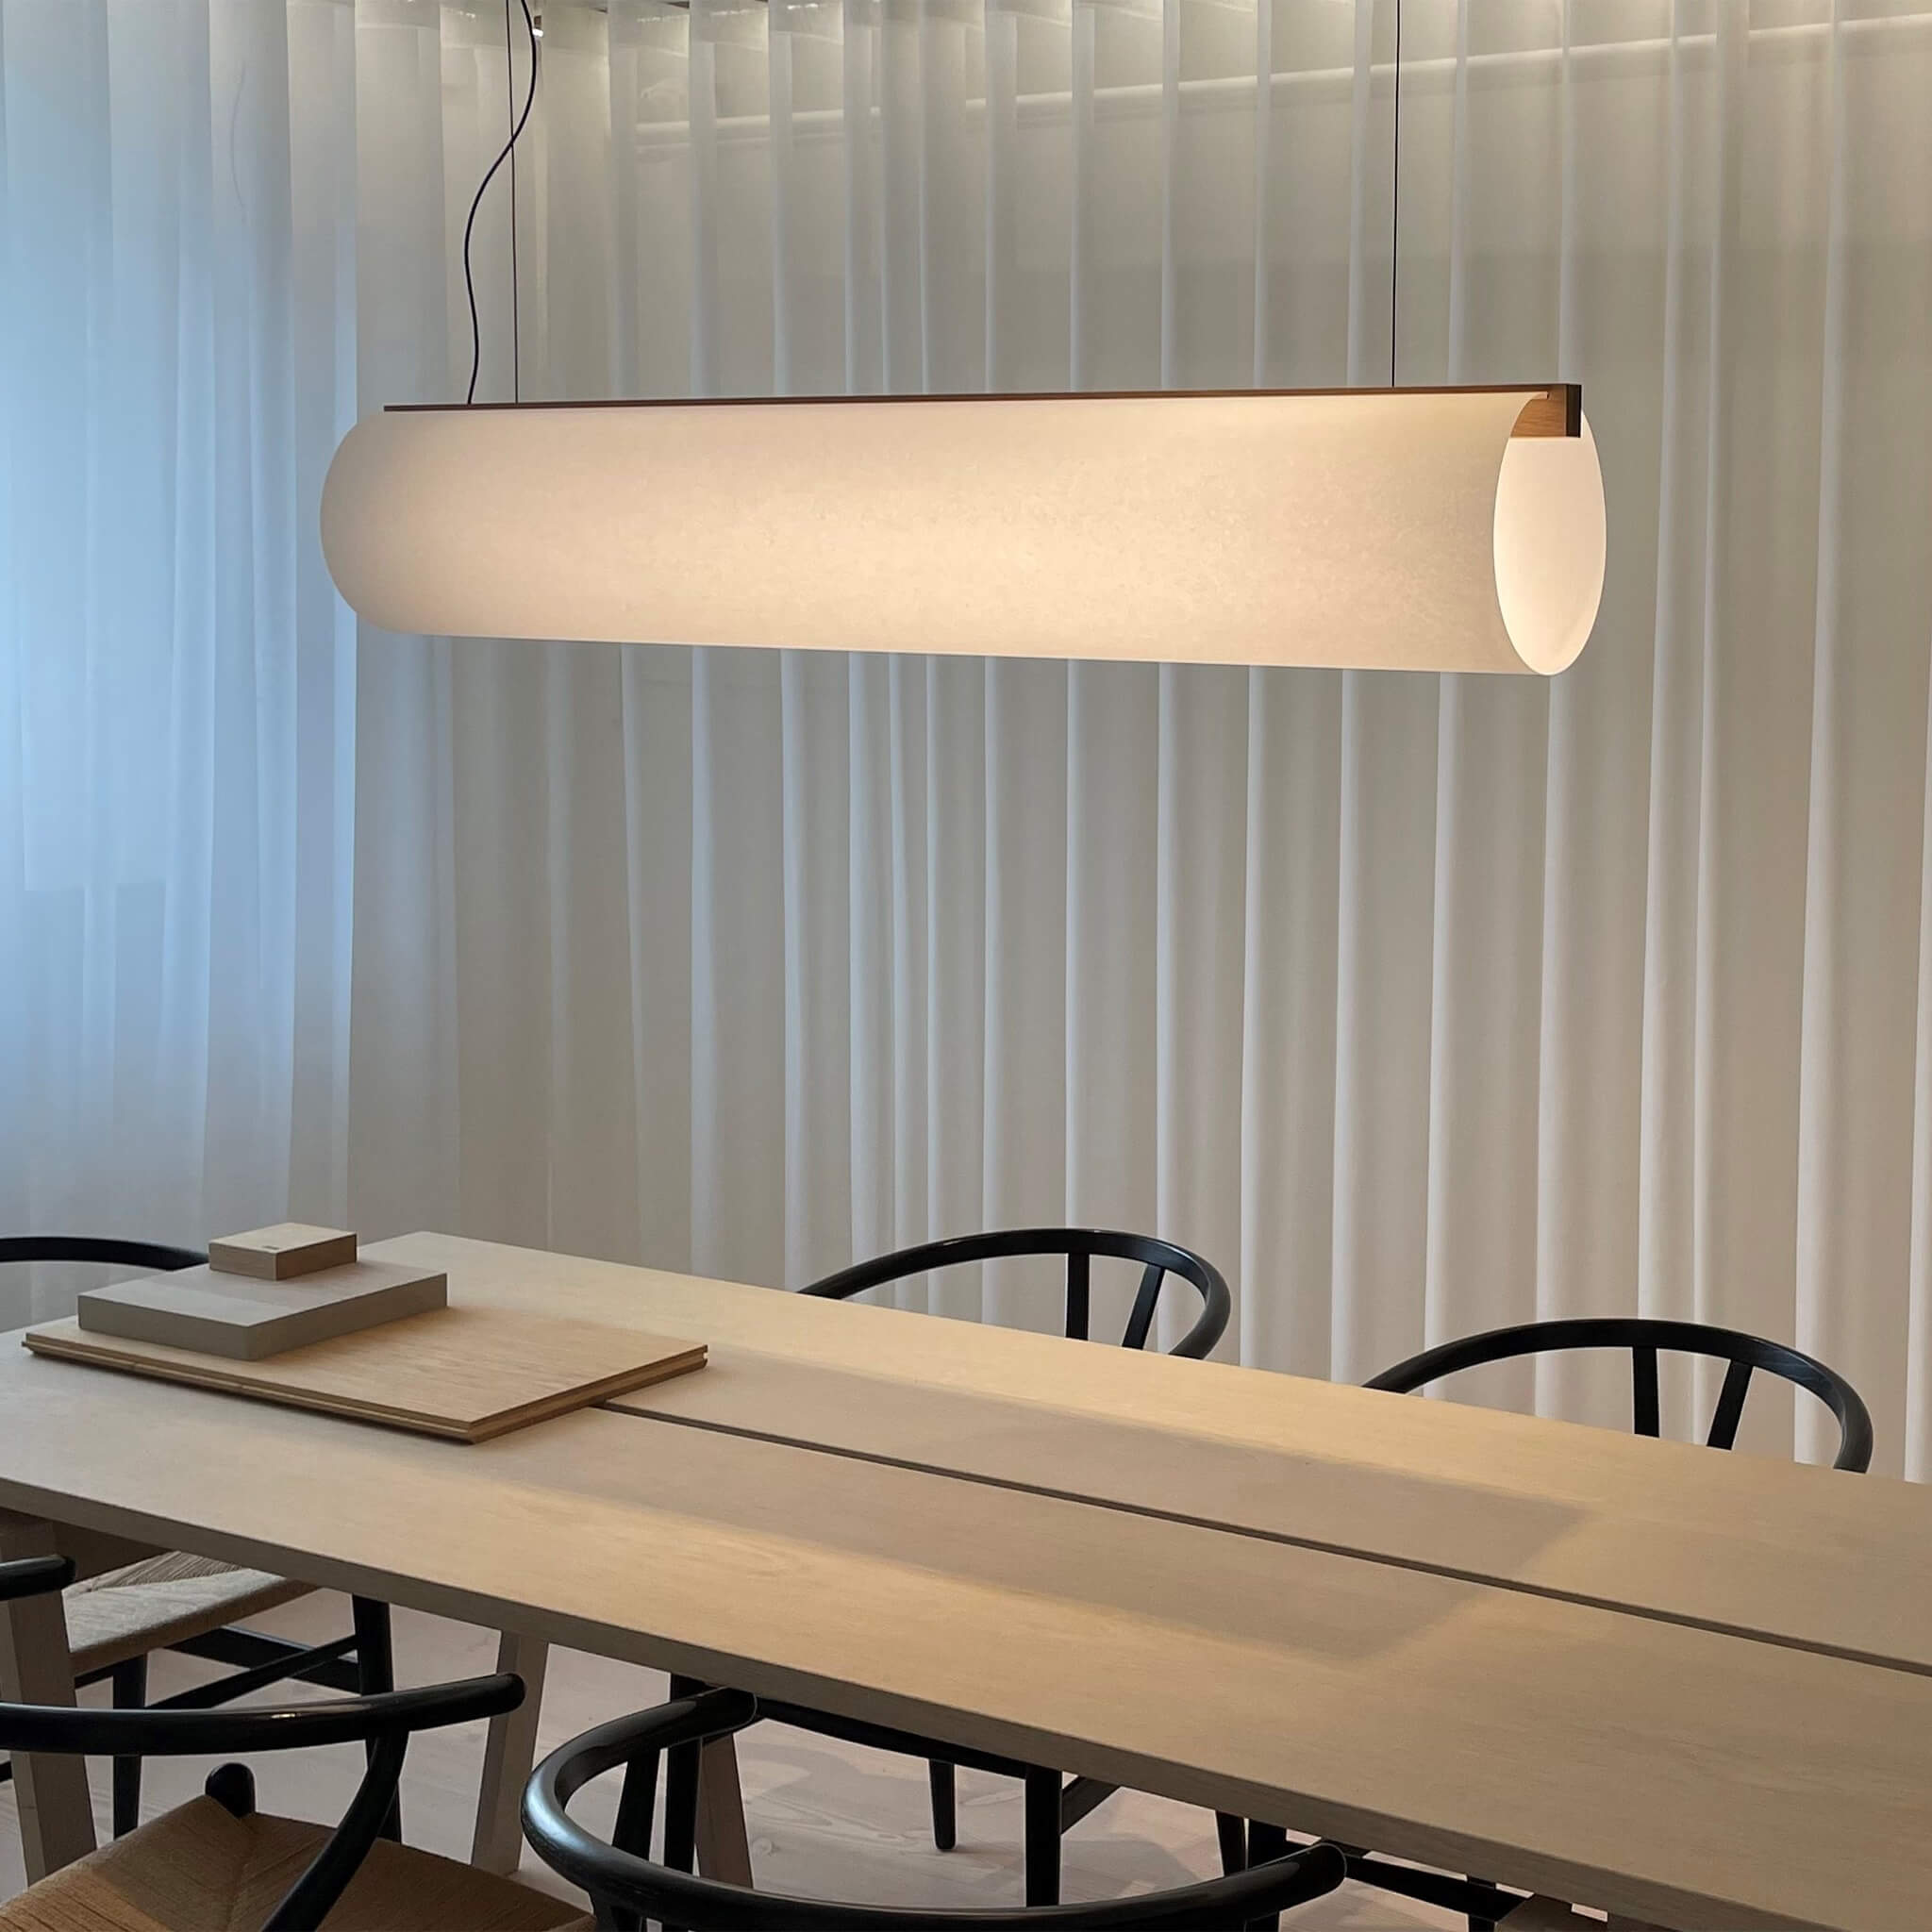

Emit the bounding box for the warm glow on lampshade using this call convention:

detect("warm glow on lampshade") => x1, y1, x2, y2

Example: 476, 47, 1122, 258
321, 387, 1606, 675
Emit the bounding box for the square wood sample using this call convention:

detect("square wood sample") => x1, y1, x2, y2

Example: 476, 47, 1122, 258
75, 1260, 446, 1360
208, 1224, 358, 1279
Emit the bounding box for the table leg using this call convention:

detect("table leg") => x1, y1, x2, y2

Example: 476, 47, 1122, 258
693, 1733, 753, 1886
0, 1512, 96, 1880
471, 1630, 549, 1873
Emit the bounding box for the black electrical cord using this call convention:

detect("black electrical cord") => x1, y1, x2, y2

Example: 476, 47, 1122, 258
461, 0, 539, 405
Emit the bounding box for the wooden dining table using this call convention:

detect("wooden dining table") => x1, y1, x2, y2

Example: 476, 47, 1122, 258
2, 1230, 1929, 1930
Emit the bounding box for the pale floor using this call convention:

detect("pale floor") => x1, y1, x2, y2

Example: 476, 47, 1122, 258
0, 1591, 1456, 1928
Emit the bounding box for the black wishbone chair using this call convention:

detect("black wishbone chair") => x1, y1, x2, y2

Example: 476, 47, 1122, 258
1363, 1315, 1874, 1471
0, 1236, 400, 1840
524, 1686, 1346, 1932
1233, 1316, 1874, 1932
675, 1227, 1230, 1907
0, 1557, 585, 1932
801, 1227, 1231, 1361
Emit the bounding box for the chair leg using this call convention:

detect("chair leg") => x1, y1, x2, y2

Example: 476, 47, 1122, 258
662, 1742, 699, 1859
1215, 1810, 1248, 1875
109, 1657, 147, 1839
663, 1676, 702, 1876
351, 1598, 401, 1841
1245, 1821, 1289, 1932
928, 1759, 958, 1852
1469, 1876, 1498, 1932
602, 1752, 658, 1932
1023, 1769, 1061, 1907
660, 1727, 700, 1932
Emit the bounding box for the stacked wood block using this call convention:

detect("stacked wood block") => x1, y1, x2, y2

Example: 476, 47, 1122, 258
74, 1225, 446, 1360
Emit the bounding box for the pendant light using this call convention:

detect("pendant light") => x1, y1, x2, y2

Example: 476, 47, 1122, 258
323, 4, 1605, 676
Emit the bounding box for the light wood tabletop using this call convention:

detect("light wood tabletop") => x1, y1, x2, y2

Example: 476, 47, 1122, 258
4, 1232, 1927, 1930
0, 1327, 1926, 1931
372, 1233, 1932, 1679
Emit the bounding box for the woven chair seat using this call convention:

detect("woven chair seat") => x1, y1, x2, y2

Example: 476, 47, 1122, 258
0, 1794, 591, 1931
62, 1555, 310, 1678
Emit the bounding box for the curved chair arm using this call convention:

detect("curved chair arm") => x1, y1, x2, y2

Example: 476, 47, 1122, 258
525, 1689, 1345, 1931
0, 1235, 205, 1273
0, 1671, 522, 1757
804, 1228, 1231, 1362
0, 1556, 75, 1603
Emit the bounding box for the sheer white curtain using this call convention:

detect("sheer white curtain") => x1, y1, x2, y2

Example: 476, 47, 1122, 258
0, 0, 358, 1309
6, 2, 1932, 1475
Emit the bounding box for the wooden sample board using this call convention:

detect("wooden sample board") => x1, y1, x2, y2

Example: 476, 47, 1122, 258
76, 1259, 447, 1360
369, 1236, 1932, 1680
0, 1337, 1926, 1932
23, 1306, 704, 1442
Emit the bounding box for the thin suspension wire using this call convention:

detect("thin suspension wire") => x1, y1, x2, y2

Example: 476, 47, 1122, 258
507, 0, 523, 403
1391, 0, 1401, 386
461, 0, 539, 405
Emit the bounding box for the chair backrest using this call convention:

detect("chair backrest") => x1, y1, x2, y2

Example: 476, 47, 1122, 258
0, 1235, 205, 1273
1366, 1317, 1874, 1473
0, 1554, 521, 1932
802, 1228, 1230, 1361
523, 1687, 1344, 1931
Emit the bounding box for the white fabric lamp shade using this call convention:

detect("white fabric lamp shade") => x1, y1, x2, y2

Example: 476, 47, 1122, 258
322, 387, 1605, 675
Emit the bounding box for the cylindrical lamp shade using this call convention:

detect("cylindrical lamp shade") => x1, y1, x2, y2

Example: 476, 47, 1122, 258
322, 388, 1605, 675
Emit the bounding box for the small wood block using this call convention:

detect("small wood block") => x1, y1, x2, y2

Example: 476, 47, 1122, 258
24, 1307, 708, 1442
208, 1224, 358, 1280
75, 1261, 445, 1360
